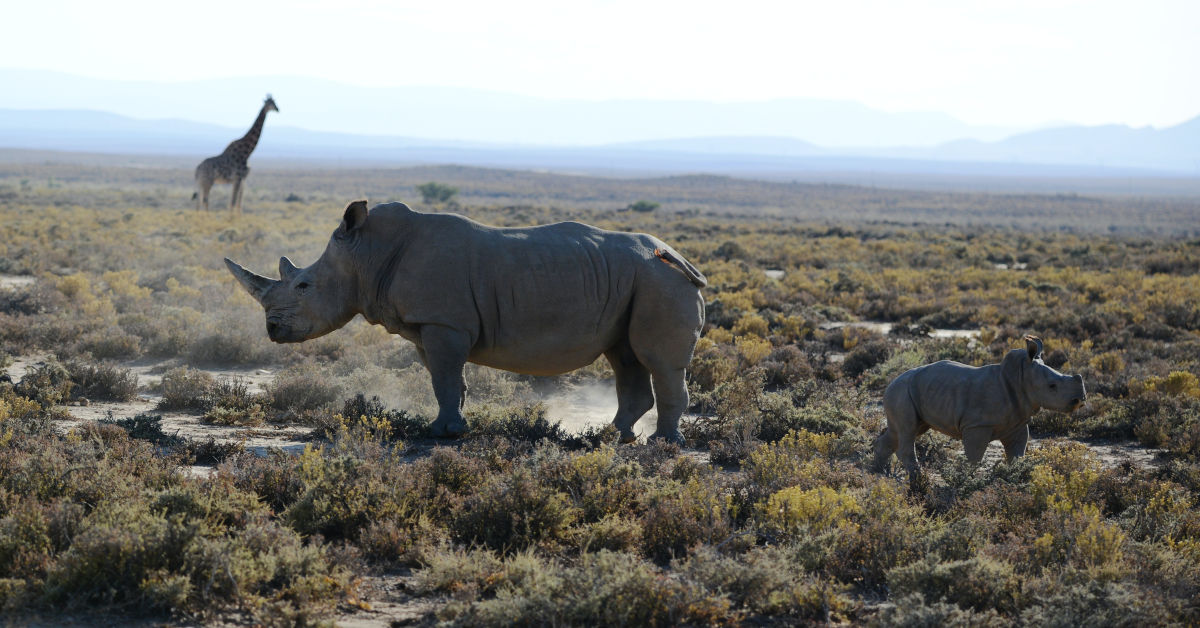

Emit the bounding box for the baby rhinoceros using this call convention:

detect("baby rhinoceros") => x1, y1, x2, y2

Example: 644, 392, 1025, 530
873, 335, 1085, 476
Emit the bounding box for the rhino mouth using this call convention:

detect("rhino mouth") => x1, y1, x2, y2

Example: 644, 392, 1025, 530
266, 320, 310, 343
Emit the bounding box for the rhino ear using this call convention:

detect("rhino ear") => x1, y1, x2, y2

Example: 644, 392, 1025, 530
225, 258, 276, 304
337, 200, 369, 238
279, 256, 300, 281
1024, 335, 1044, 361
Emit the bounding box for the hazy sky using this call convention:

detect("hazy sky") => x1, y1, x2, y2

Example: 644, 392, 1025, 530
5, 0, 1197, 129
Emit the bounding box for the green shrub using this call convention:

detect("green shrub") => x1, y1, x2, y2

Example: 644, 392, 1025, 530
417, 181, 458, 204
156, 367, 215, 411
574, 514, 643, 553
100, 413, 183, 446
680, 547, 854, 621
339, 393, 428, 441
285, 442, 413, 540
203, 377, 267, 426
437, 550, 738, 627
842, 339, 891, 379
78, 327, 141, 360
870, 593, 1008, 628
452, 467, 579, 553
627, 200, 660, 213
1020, 580, 1179, 627
66, 360, 138, 402
268, 364, 341, 416
538, 445, 644, 522
414, 546, 509, 598
14, 360, 74, 406
887, 555, 1023, 615
641, 475, 733, 564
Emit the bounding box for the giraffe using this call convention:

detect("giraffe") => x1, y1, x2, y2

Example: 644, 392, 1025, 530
193, 95, 278, 213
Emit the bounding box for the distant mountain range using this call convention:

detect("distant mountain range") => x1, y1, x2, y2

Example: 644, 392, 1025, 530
0, 69, 1030, 148
0, 69, 1197, 177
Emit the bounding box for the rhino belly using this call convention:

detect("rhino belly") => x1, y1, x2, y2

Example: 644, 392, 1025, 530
468, 332, 618, 376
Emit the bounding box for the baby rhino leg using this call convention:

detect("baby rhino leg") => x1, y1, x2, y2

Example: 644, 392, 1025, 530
962, 427, 994, 466
872, 428, 898, 471
1000, 424, 1030, 461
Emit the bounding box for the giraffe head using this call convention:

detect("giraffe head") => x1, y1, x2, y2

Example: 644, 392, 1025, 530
264, 94, 279, 113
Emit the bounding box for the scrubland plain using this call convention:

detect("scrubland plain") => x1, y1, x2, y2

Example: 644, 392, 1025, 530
1, 160, 1199, 625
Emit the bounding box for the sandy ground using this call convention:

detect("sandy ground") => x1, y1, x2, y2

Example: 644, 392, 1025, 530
821, 320, 980, 340
4, 355, 307, 478
0, 274, 37, 291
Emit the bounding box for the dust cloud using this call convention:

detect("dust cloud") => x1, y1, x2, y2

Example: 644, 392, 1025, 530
543, 380, 656, 439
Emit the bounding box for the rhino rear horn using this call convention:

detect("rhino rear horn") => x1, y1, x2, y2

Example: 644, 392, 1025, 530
1024, 335, 1044, 361
279, 256, 300, 280
225, 258, 276, 304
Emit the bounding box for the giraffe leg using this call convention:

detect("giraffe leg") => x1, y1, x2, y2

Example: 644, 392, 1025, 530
231, 178, 244, 214
201, 181, 212, 212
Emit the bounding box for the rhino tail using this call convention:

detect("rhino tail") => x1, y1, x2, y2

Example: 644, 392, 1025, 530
654, 248, 708, 288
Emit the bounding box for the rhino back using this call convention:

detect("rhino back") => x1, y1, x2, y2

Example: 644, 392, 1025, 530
908, 360, 1022, 435
372, 212, 678, 374
469, 222, 647, 358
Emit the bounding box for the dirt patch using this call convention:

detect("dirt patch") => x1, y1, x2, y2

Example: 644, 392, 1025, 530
333, 573, 442, 628
6, 356, 306, 470
0, 273, 36, 291
972, 436, 1167, 470
821, 320, 980, 340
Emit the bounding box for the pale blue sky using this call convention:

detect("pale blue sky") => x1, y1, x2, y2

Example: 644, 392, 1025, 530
5, 0, 1197, 128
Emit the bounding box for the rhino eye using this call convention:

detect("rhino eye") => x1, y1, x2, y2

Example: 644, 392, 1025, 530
1049, 382, 1058, 390
296, 282, 310, 290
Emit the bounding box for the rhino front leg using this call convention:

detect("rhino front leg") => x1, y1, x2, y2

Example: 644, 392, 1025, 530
421, 326, 471, 438
417, 345, 467, 410
1000, 424, 1029, 461
962, 427, 993, 466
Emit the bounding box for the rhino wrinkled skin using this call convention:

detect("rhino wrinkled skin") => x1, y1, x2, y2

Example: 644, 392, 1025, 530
225, 201, 706, 443
874, 335, 1086, 476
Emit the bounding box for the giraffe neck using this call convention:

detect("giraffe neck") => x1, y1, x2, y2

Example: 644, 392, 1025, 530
230, 104, 271, 160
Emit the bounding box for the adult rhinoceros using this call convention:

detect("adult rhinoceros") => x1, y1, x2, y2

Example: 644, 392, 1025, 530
873, 335, 1085, 477
224, 200, 706, 443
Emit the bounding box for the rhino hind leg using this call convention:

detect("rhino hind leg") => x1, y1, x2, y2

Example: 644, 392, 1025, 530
605, 342, 656, 444
895, 429, 920, 477
647, 369, 688, 445
872, 428, 898, 471
881, 386, 922, 477
627, 298, 702, 446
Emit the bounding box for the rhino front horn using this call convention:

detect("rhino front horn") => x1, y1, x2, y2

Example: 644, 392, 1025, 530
225, 258, 277, 304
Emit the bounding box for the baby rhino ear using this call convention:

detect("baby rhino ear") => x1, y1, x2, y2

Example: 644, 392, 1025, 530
337, 200, 368, 237
1024, 335, 1044, 361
